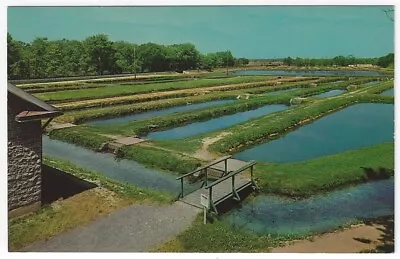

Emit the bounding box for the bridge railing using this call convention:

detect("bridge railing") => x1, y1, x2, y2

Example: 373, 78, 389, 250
205, 160, 257, 214
176, 155, 231, 198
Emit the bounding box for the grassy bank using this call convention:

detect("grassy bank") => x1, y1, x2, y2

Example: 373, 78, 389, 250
154, 213, 363, 252
48, 128, 201, 174
54, 77, 316, 111
255, 142, 394, 198
49, 126, 111, 151
9, 157, 173, 251
116, 144, 202, 174
35, 76, 274, 102
58, 93, 238, 124
23, 75, 200, 93
56, 76, 375, 124
153, 214, 291, 252
17, 72, 198, 89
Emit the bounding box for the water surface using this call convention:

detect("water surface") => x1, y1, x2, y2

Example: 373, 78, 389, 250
365, 81, 380, 85
312, 89, 346, 98
225, 178, 394, 236
232, 70, 380, 77
235, 103, 394, 162
43, 136, 180, 193
89, 100, 235, 126
148, 104, 288, 139
382, 88, 394, 96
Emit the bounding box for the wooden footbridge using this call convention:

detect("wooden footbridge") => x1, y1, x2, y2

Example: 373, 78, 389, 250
176, 155, 258, 215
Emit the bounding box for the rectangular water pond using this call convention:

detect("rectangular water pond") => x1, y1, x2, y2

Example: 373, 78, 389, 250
88, 99, 235, 126
224, 178, 394, 236
234, 103, 394, 163
148, 104, 288, 140
312, 89, 346, 98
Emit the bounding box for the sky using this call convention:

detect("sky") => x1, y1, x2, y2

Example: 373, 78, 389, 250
7, 5, 394, 59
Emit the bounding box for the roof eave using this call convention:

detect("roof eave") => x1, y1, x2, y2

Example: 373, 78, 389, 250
15, 111, 63, 123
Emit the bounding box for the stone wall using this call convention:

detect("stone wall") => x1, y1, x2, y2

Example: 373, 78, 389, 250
8, 94, 43, 213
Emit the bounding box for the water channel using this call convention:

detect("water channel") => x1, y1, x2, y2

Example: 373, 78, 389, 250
225, 178, 394, 236
43, 135, 181, 193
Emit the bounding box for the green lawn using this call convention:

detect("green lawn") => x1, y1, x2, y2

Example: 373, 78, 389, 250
255, 142, 394, 197
35, 76, 271, 102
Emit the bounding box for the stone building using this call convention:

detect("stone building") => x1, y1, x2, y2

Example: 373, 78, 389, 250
8, 82, 62, 217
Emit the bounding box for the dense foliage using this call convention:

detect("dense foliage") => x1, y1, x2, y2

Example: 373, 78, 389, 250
282, 54, 394, 68
7, 33, 246, 79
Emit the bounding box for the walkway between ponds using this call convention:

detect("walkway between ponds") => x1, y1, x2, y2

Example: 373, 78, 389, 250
23, 202, 200, 252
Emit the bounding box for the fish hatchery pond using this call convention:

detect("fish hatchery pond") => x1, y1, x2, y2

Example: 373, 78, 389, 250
234, 103, 394, 163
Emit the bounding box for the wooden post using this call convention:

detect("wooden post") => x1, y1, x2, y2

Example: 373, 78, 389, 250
208, 187, 218, 214
224, 158, 228, 176
208, 187, 212, 209
204, 168, 208, 187
203, 207, 207, 225
180, 178, 184, 198
232, 175, 240, 201
250, 164, 259, 190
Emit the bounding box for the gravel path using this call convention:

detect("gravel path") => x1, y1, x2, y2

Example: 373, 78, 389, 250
271, 224, 385, 253
22, 202, 200, 252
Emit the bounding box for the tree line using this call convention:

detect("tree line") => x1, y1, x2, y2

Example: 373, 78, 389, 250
7, 33, 250, 80
282, 54, 394, 68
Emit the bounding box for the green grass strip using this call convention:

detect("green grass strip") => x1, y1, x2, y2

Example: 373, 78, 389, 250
255, 142, 394, 198
35, 76, 273, 102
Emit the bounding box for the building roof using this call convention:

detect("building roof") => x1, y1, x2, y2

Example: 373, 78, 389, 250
8, 82, 63, 122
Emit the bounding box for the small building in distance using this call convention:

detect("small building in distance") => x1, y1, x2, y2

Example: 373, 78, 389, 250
7, 82, 62, 218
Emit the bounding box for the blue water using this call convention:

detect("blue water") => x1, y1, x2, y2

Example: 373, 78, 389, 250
225, 178, 394, 236
232, 70, 380, 77
42, 136, 180, 193
312, 89, 346, 98
382, 88, 394, 96
235, 103, 394, 163
89, 100, 235, 126
148, 104, 288, 139
365, 81, 380, 85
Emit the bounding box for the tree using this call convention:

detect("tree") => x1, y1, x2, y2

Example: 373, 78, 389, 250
7, 33, 21, 79
114, 41, 140, 74
377, 53, 394, 68
84, 34, 116, 75
235, 58, 250, 67
283, 56, 293, 66
199, 53, 218, 71
6, 33, 239, 79
169, 43, 200, 71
